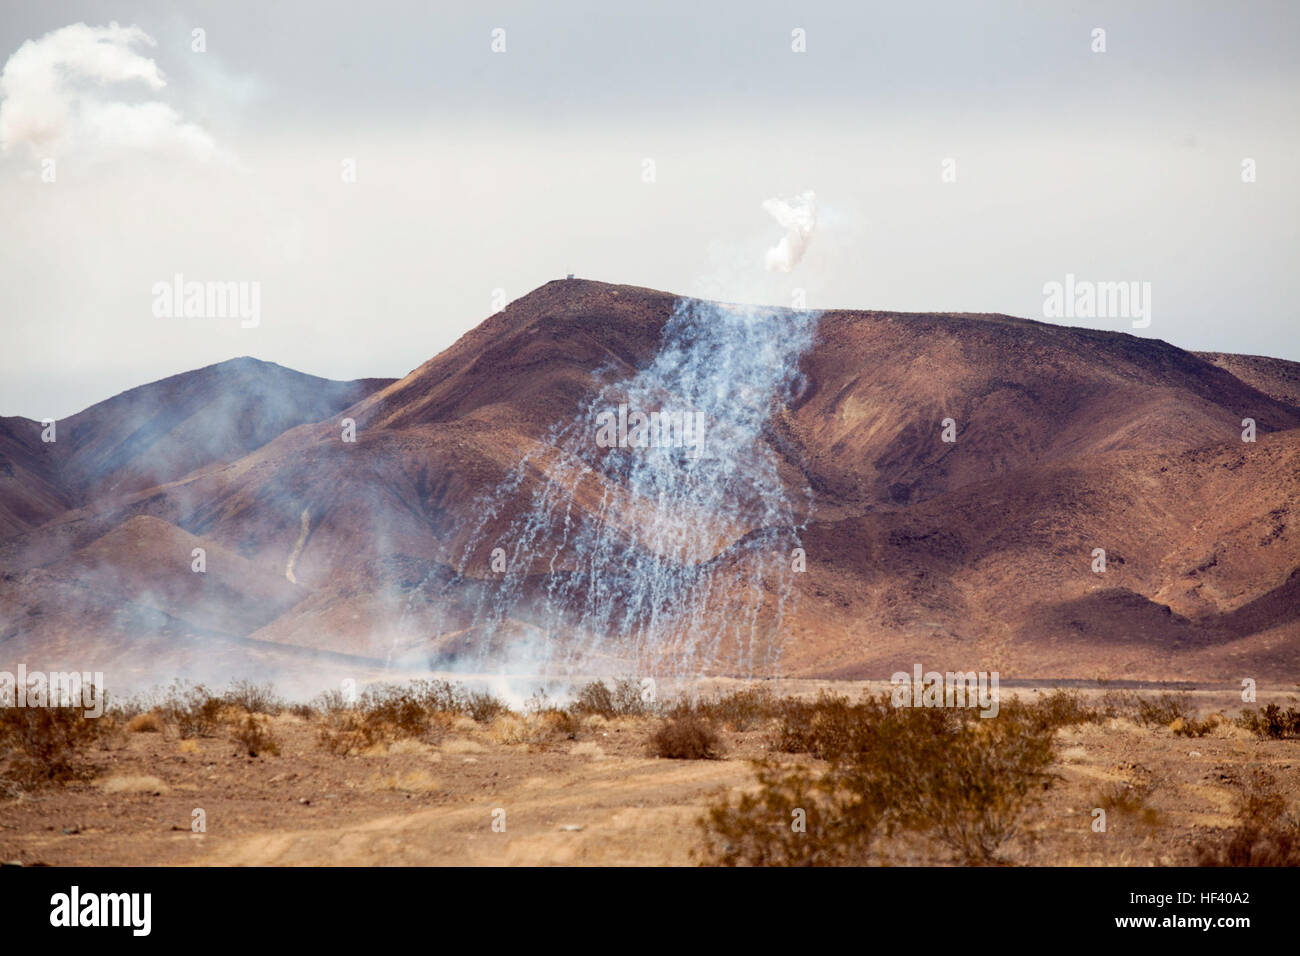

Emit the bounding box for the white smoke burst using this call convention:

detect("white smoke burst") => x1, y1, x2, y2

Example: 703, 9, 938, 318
0, 21, 218, 161
431, 296, 820, 686
762, 191, 817, 272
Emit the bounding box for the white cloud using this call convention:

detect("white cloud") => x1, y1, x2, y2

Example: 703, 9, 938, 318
0, 21, 218, 162
762, 191, 817, 272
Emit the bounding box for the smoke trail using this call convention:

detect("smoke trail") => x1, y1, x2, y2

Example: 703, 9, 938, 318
428, 295, 820, 685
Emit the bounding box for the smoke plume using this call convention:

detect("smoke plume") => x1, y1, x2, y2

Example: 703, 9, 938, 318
0, 21, 217, 161
762, 191, 817, 272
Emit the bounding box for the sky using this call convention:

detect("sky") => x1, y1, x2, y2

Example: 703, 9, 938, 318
1, 0, 1297, 418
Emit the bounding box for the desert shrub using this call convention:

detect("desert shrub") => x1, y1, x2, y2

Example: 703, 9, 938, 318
870, 707, 1055, 863
1133, 693, 1195, 728
224, 680, 283, 716
312, 688, 352, 713
701, 761, 880, 866
650, 714, 722, 759
1090, 689, 1137, 720
126, 711, 164, 733
107, 693, 150, 722
287, 701, 316, 720
232, 713, 280, 757
1171, 713, 1223, 737
533, 707, 579, 738
465, 689, 508, 724
362, 685, 429, 736
1195, 772, 1300, 866
487, 714, 531, 745
1010, 689, 1105, 732
316, 682, 466, 755
686, 687, 777, 731
1236, 701, 1300, 740
318, 710, 370, 755
1094, 781, 1162, 831
410, 679, 467, 712
572, 680, 616, 717
0, 703, 105, 787
312, 679, 512, 754
706, 692, 1056, 865
571, 677, 651, 719
769, 692, 863, 758
523, 690, 579, 739
157, 681, 225, 738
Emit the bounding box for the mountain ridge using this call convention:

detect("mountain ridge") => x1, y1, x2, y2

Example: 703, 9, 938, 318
2, 280, 1297, 686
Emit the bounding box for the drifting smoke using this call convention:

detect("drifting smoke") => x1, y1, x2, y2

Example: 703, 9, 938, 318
0, 22, 217, 161
427, 292, 820, 687
762, 191, 817, 272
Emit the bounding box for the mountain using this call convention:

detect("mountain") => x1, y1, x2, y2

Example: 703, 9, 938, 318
2, 281, 1297, 687
0, 358, 393, 536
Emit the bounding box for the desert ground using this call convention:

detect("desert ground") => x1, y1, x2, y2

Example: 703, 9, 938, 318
2, 680, 1297, 867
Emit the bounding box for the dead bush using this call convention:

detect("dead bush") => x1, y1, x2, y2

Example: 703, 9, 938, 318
223, 680, 283, 716
682, 687, 777, 731
465, 689, 508, 724
317, 710, 370, 756
157, 681, 225, 738
1133, 693, 1195, 728
126, 711, 164, 733
523, 690, 579, 741
0, 704, 104, 787
316, 682, 464, 755
1094, 780, 1162, 831
1195, 772, 1300, 866
572, 677, 651, 719
769, 692, 863, 758
232, 713, 280, 757
1171, 713, 1223, 737
1009, 689, 1105, 731
872, 707, 1054, 863
650, 714, 722, 759
1236, 701, 1300, 740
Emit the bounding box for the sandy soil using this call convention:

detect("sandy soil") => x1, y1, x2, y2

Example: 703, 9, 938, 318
2, 683, 1297, 866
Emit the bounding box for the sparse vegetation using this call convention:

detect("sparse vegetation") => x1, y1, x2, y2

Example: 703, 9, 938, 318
1194, 772, 1300, 866
0, 701, 105, 787
315, 680, 511, 755
650, 713, 722, 759
1235, 701, 1300, 739
1094, 780, 1162, 831
126, 711, 164, 734
676, 686, 776, 732
1012, 689, 1109, 732
704, 691, 1059, 865
1170, 712, 1225, 737
702, 760, 874, 866
523, 690, 580, 739
156, 681, 226, 738
232, 713, 280, 757
571, 678, 651, 718
224, 680, 283, 716
6, 677, 1297, 868
1132, 692, 1195, 728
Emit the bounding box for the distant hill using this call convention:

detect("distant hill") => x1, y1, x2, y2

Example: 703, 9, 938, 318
2, 281, 1297, 686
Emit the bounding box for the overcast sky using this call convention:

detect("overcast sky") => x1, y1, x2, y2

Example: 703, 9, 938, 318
2, 0, 1297, 418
